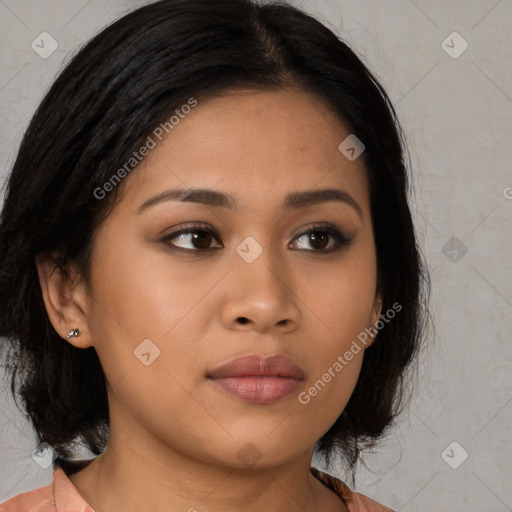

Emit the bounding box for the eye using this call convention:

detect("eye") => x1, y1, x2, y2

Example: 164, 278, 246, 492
161, 223, 222, 251
161, 224, 354, 253
290, 224, 354, 252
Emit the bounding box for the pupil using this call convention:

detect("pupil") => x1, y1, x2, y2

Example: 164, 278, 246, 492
192, 231, 211, 249
310, 232, 328, 250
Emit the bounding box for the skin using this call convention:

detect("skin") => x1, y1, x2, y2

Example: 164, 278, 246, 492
36, 87, 382, 512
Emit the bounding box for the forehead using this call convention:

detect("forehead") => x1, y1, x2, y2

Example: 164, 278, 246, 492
116, 88, 370, 216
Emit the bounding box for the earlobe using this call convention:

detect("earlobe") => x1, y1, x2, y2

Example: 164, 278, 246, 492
371, 294, 383, 326
365, 294, 383, 347
34, 251, 93, 348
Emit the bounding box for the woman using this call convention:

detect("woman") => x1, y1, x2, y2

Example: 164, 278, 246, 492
0, 0, 430, 511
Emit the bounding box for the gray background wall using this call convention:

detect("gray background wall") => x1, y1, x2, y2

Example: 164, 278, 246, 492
0, 1, 511, 511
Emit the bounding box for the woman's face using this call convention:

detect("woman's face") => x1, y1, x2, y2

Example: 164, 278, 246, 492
60, 88, 382, 468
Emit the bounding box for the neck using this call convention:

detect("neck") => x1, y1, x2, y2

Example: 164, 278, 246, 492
67, 426, 344, 512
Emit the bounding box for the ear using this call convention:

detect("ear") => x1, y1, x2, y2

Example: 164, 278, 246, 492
35, 250, 93, 349
365, 293, 383, 348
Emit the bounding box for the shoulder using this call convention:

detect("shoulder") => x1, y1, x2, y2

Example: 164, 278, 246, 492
1, 464, 94, 512
0, 474, 55, 512
310, 466, 395, 512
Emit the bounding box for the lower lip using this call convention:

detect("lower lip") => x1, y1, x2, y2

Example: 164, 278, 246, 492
209, 376, 303, 403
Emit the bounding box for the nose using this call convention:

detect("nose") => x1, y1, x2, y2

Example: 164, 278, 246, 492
220, 246, 301, 334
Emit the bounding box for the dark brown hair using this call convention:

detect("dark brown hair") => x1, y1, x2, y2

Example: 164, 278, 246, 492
0, 0, 431, 479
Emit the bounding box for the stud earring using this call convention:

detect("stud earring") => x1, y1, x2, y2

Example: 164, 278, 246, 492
66, 328, 81, 338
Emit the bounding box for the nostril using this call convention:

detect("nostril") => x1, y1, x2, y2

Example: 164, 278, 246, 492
237, 317, 250, 325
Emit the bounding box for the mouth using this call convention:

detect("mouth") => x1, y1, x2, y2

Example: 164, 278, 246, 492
207, 354, 305, 404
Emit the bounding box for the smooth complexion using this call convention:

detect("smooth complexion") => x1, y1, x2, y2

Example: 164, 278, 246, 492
36, 87, 382, 512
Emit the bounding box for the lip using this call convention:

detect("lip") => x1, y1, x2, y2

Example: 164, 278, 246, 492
207, 354, 305, 404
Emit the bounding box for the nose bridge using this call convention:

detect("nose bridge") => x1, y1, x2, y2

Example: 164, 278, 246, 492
237, 228, 292, 283
221, 235, 300, 331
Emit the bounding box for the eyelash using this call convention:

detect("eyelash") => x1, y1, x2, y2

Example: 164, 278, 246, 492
160, 222, 355, 254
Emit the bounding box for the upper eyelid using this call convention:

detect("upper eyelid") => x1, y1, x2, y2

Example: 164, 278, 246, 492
162, 222, 345, 236
161, 222, 352, 247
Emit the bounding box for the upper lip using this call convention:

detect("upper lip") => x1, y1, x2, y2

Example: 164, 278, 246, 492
208, 354, 306, 380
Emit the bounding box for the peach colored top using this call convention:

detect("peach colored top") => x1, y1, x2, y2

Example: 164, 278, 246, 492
1, 464, 394, 512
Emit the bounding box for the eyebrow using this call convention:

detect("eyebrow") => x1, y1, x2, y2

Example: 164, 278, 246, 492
137, 186, 363, 220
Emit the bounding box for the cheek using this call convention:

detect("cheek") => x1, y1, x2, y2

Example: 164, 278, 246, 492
293, 337, 364, 448
296, 245, 376, 405
85, 231, 218, 392
298, 249, 377, 339
87, 226, 207, 339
